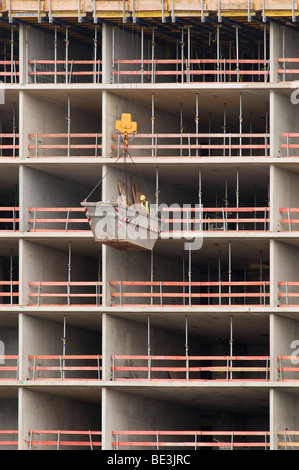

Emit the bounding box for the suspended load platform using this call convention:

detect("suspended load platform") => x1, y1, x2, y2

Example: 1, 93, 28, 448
82, 200, 161, 250
82, 113, 163, 250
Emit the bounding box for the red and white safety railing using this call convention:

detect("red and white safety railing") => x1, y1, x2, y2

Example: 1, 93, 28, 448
111, 355, 270, 382
28, 207, 89, 232
109, 280, 270, 307
280, 208, 299, 231
28, 281, 102, 307
112, 58, 270, 84
0, 61, 19, 83
28, 133, 102, 158
0, 281, 19, 306
112, 132, 270, 158
112, 430, 270, 450
277, 430, 299, 449
27, 430, 102, 450
0, 207, 19, 232
0, 431, 18, 447
28, 355, 102, 381
28, 59, 102, 84
278, 282, 299, 307
0, 356, 18, 380
278, 356, 299, 382
162, 206, 270, 233
278, 58, 299, 82
281, 133, 299, 157
0, 133, 19, 158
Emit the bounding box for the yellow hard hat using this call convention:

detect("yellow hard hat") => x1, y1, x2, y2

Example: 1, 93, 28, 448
140, 195, 146, 201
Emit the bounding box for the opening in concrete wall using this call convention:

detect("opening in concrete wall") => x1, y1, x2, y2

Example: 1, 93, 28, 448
0, 24, 19, 84
25, 23, 102, 85
108, 89, 270, 160
22, 389, 101, 450
0, 246, 19, 306
0, 314, 18, 380
23, 239, 101, 307
0, 395, 18, 450
106, 312, 269, 382
21, 314, 102, 382
21, 166, 102, 233
22, 90, 102, 159
110, 21, 270, 85
0, 93, 19, 159
107, 238, 270, 308
104, 388, 269, 450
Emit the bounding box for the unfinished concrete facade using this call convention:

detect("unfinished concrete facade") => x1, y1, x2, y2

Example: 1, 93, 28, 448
1, 1, 299, 451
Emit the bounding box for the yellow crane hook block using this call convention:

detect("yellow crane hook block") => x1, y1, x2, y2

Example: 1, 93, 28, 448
115, 113, 137, 134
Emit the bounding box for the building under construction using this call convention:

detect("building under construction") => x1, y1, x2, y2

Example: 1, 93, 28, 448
1, 0, 299, 451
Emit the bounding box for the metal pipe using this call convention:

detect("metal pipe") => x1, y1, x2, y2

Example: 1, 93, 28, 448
181, 28, 184, 84
151, 29, 155, 84
235, 26, 239, 83
65, 26, 69, 84
152, 93, 155, 157
123, 0, 127, 23
151, 250, 154, 306
195, 94, 199, 157
188, 249, 192, 306
185, 316, 189, 380
229, 316, 233, 379
62, 316, 66, 379
68, 242, 71, 307
217, 25, 220, 82
180, 103, 183, 157
141, 28, 144, 84
93, 26, 98, 84
187, 27, 191, 83
10, 27, 14, 84
239, 93, 242, 157
236, 168, 239, 231
223, 103, 227, 156
228, 241, 232, 306
155, 167, 159, 211
67, 94, 71, 157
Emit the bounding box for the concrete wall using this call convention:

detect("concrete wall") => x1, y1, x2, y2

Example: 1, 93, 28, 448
19, 388, 101, 450
270, 166, 299, 232
271, 241, 299, 307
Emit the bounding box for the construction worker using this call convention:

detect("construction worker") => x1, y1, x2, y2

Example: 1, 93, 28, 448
140, 194, 150, 214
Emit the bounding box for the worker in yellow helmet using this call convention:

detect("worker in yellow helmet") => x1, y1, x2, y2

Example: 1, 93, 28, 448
140, 194, 150, 214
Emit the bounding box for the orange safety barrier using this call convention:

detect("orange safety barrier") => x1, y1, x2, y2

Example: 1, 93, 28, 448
278, 282, 299, 307
277, 430, 299, 448
109, 280, 270, 307
0, 207, 19, 231
281, 133, 299, 157
27, 430, 102, 450
0, 431, 18, 447
0, 61, 19, 83
28, 355, 102, 381
28, 207, 89, 232
280, 208, 299, 231
28, 281, 102, 307
278, 59, 299, 82
28, 60, 102, 84
28, 133, 102, 158
112, 430, 270, 450
111, 355, 270, 382
0, 356, 18, 381
111, 132, 270, 158
278, 356, 299, 381
162, 206, 270, 232
0, 133, 19, 158
112, 58, 270, 84
0, 281, 19, 306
